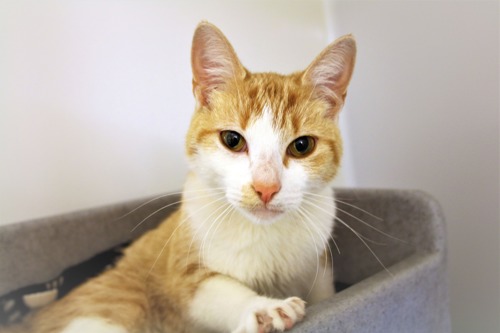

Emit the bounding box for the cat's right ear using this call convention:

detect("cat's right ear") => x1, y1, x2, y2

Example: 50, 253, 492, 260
191, 22, 246, 107
302, 35, 356, 118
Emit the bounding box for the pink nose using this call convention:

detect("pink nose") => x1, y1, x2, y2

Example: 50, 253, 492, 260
252, 182, 281, 204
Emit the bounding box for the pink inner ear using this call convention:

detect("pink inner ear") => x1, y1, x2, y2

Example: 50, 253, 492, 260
303, 35, 356, 116
191, 23, 244, 106
192, 59, 223, 106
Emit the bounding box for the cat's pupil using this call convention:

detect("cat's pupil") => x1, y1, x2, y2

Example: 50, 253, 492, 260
294, 137, 309, 152
220, 130, 246, 152
227, 132, 241, 148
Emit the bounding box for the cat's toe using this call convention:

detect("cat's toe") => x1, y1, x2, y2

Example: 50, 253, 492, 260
285, 297, 306, 321
255, 312, 274, 332
235, 296, 306, 333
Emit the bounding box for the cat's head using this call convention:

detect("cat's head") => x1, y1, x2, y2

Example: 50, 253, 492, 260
186, 22, 356, 225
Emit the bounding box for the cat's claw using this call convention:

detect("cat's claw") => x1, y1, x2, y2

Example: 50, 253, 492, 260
233, 297, 306, 333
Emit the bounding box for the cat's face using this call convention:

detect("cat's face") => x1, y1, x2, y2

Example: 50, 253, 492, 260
186, 23, 355, 224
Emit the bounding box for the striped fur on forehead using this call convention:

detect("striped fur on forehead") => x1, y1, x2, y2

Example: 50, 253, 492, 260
186, 70, 343, 166
225, 72, 336, 136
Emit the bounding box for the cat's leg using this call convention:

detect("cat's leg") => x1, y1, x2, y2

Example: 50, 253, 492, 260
231, 296, 306, 333
188, 275, 305, 333
306, 266, 335, 305
27, 268, 148, 333
60, 317, 128, 333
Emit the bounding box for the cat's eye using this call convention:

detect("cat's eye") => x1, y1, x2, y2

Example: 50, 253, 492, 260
287, 136, 316, 158
220, 130, 247, 152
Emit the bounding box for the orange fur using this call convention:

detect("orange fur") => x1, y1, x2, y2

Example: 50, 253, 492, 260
186, 72, 345, 186
0, 21, 355, 333
10, 210, 215, 332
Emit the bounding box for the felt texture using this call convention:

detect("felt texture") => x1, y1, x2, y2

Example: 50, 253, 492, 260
0, 189, 450, 332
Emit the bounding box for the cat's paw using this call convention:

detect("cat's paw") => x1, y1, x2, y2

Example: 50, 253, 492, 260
233, 296, 306, 333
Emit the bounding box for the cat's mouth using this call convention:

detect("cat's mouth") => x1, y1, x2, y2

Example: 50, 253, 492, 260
249, 206, 285, 221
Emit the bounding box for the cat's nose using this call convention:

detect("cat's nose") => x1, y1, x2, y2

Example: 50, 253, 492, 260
252, 181, 281, 205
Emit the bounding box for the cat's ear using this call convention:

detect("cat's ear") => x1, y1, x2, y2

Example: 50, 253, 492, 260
191, 22, 246, 107
302, 35, 356, 117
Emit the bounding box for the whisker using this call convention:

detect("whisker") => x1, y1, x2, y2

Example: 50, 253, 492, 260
305, 191, 385, 221
115, 187, 226, 222
294, 209, 320, 299
304, 196, 403, 244
206, 206, 236, 258
115, 193, 180, 222
336, 226, 389, 246
200, 203, 233, 267
220, 208, 239, 270
148, 194, 227, 275
303, 198, 388, 245
300, 194, 341, 254
334, 199, 383, 221
335, 206, 406, 244
302, 190, 362, 203
302, 199, 393, 277
203, 205, 236, 267
131, 202, 182, 233
296, 208, 332, 258
299, 205, 339, 255
130, 191, 226, 232
298, 205, 338, 280
296, 208, 333, 281
185, 200, 232, 269
335, 215, 393, 277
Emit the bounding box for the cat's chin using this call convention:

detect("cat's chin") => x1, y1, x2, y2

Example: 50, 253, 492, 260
245, 207, 285, 225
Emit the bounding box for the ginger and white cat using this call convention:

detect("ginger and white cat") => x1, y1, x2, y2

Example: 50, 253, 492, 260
1, 22, 356, 333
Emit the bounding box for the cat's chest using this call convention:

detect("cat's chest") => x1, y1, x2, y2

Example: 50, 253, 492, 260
189, 208, 334, 297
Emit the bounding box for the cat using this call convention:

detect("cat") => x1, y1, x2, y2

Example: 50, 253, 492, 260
0, 21, 356, 333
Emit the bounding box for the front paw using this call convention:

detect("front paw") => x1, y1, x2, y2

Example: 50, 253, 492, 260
233, 296, 306, 333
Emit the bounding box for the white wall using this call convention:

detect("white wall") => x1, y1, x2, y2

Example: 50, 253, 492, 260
0, 0, 343, 224
326, 1, 499, 332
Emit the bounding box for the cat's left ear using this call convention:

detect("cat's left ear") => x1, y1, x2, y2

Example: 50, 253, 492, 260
191, 22, 246, 107
302, 35, 356, 117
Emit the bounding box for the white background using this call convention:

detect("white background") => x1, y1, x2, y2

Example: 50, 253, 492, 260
0, 1, 498, 332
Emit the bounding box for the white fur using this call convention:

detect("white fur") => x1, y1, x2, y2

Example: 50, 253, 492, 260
188, 276, 257, 332
185, 174, 334, 293
189, 105, 328, 224
61, 317, 128, 333
185, 105, 336, 290
246, 105, 283, 185
185, 104, 336, 332
189, 276, 306, 333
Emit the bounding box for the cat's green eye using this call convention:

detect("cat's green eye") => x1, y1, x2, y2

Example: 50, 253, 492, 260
220, 130, 247, 152
288, 136, 316, 158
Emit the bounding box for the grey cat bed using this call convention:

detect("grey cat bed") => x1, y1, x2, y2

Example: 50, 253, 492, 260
0, 189, 451, 332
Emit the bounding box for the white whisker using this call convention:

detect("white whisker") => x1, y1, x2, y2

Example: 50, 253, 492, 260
297, 206, 336, 278
335, 206, 406, 243
301, 195, 340, 254
334, 199, 383, 221
203, 206, 235, 266
304, 191, 382, 220
335, 215, 393, 277
130, 191, 226, 232
148, 194, 227, 275
302, 199, 393, 277
115, 187, 226, 222
304, 195, 404, 244
293, 209, 321, 299
200, 203, 233, 267
185, 200, 232, 269
206, 206, 236, 257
